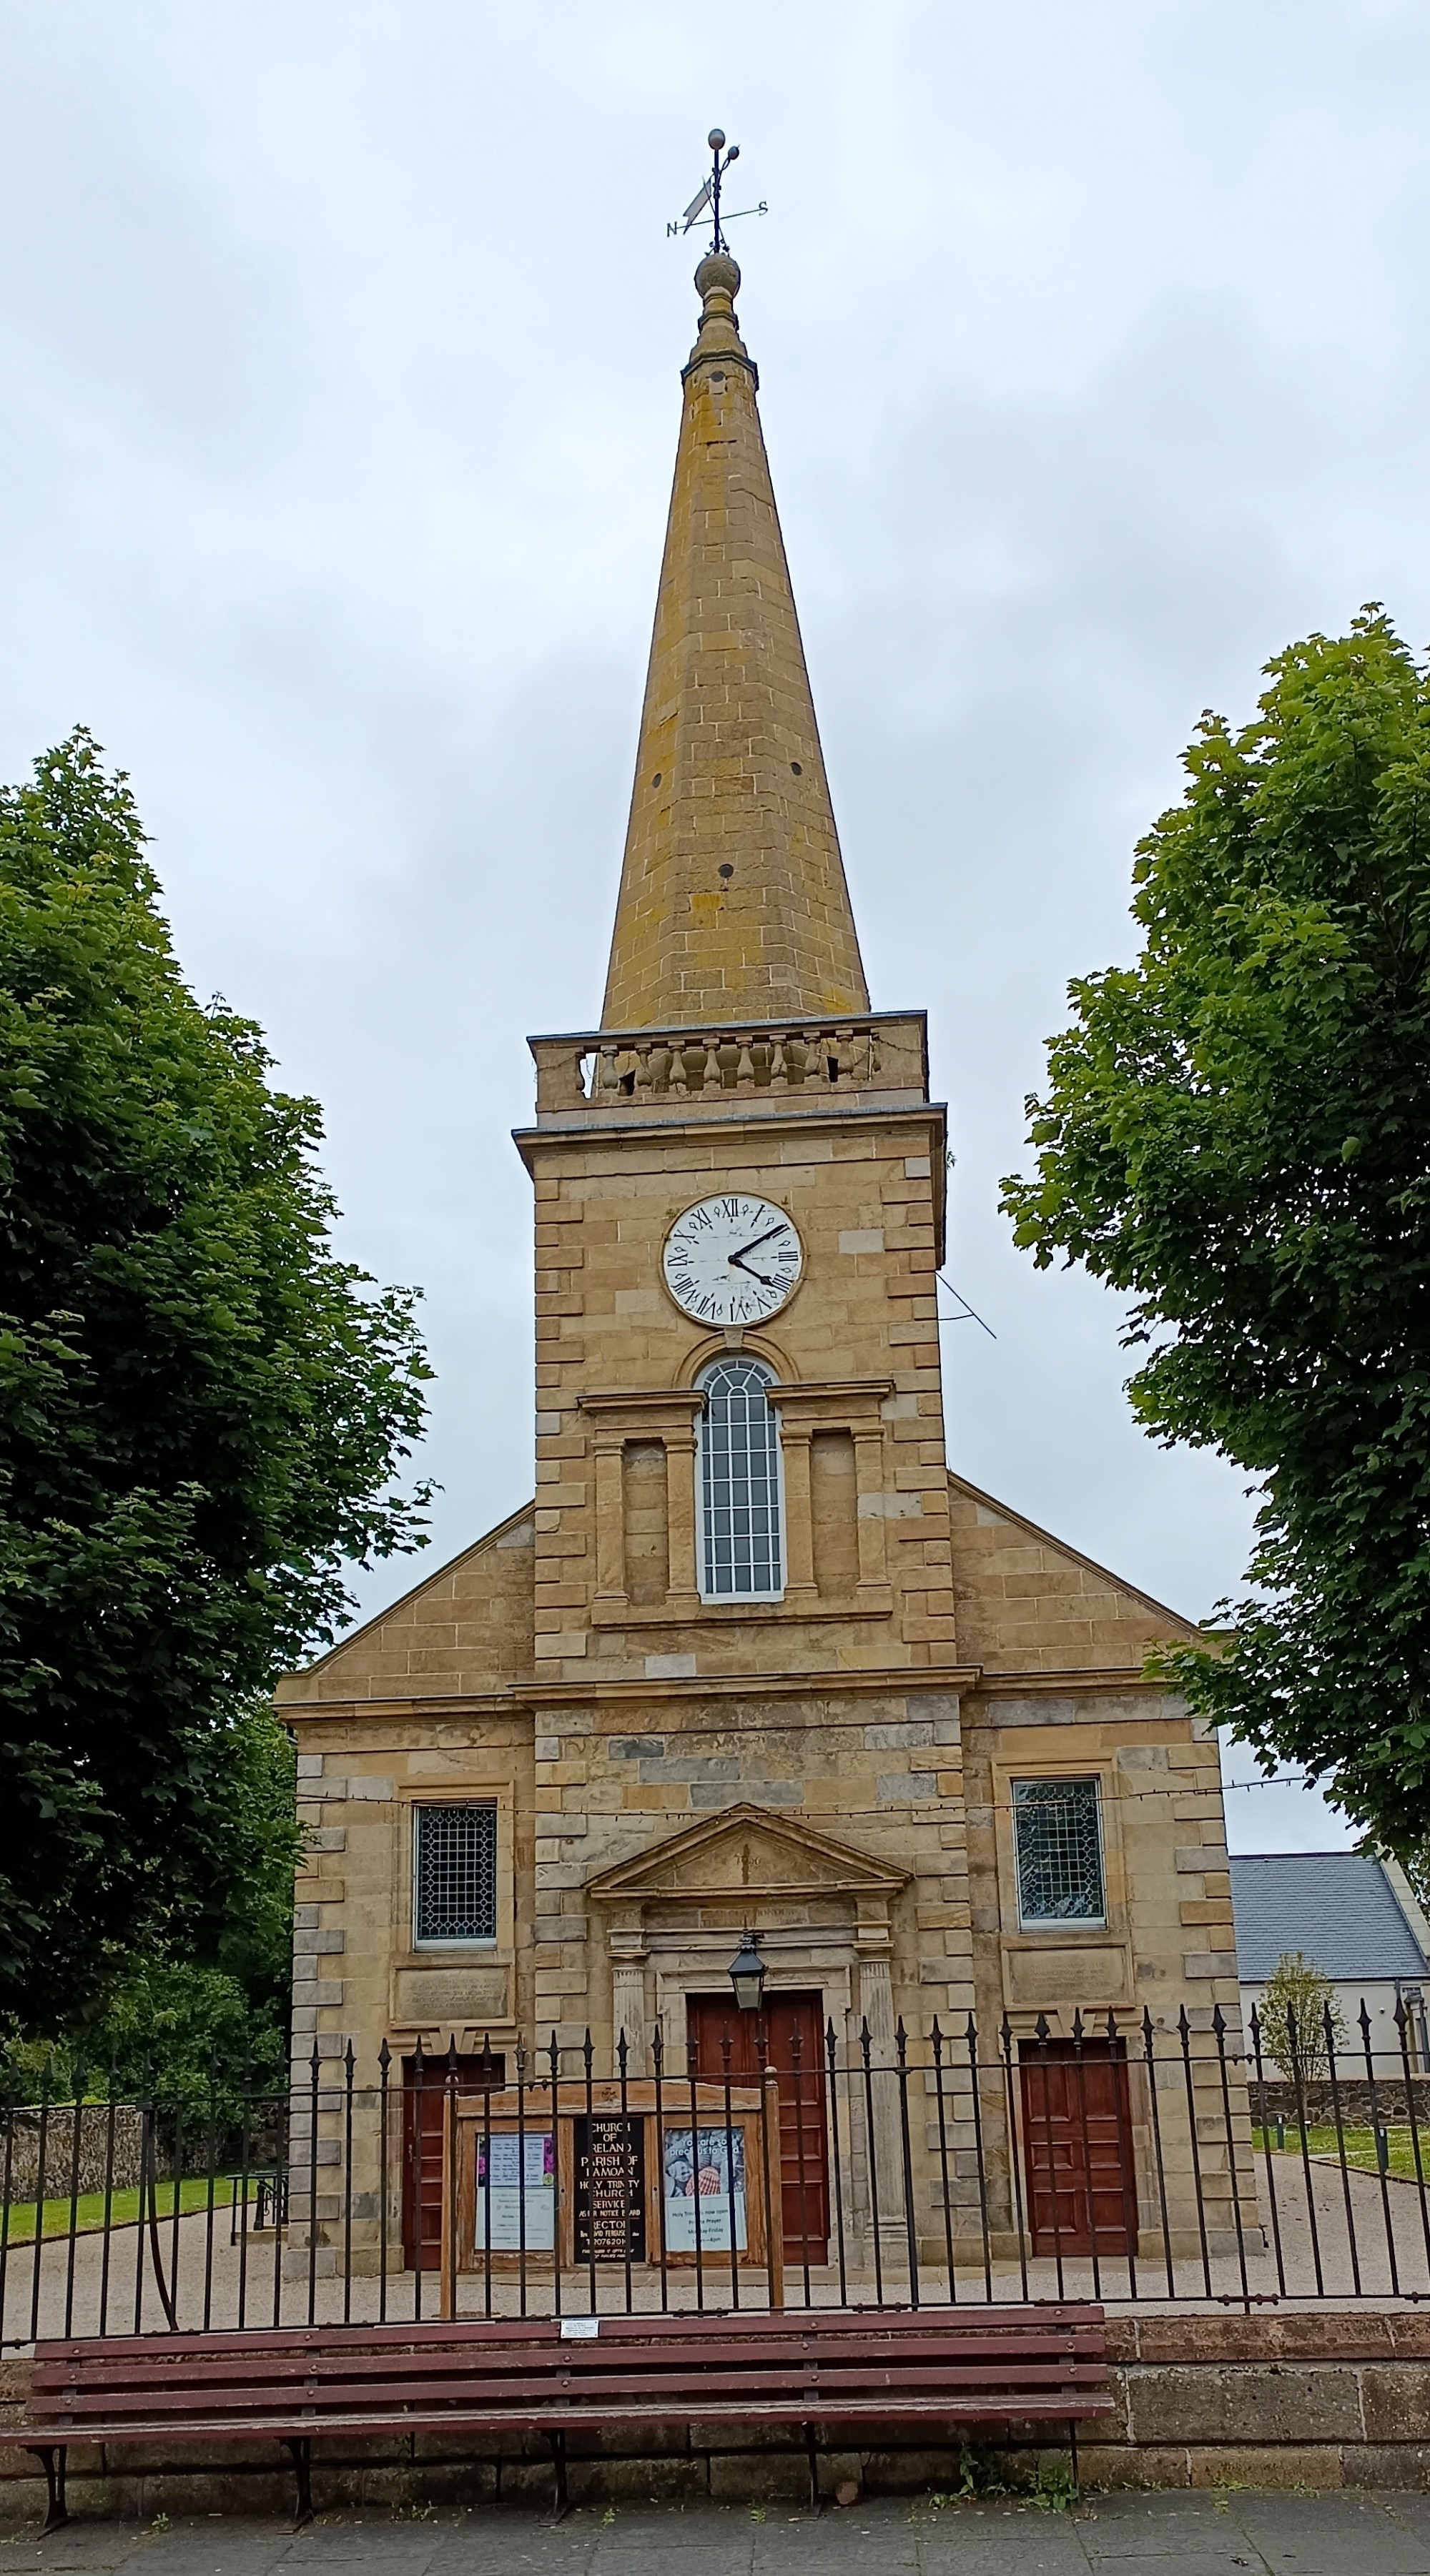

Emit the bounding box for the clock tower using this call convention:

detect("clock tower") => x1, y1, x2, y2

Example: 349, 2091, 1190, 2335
514, 248, 971, 2054
278, 233, 1236, 2288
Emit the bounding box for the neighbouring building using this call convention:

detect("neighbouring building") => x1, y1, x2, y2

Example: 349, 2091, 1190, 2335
1231, 1851, 1430, 2071
277, 247, 1252, 2282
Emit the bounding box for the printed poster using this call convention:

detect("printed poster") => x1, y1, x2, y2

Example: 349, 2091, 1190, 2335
662, 2124, 747, 2253
475, 2130, 555, 2251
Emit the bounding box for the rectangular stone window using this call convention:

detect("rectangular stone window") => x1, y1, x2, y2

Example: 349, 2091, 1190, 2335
413, 1803, 498, 1947
1012, 1778, 1105, 1928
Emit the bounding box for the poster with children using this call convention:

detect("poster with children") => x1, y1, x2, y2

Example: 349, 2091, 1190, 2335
661, 2124, 748, 2252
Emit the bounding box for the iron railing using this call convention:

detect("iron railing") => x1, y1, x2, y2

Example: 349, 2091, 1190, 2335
3, 1998, 1428, 2347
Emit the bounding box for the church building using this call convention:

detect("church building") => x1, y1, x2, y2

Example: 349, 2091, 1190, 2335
277, 247, 1243, 2276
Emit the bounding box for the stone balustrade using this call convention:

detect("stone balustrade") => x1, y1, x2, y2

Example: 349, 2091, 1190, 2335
528, 1011, 930, 1121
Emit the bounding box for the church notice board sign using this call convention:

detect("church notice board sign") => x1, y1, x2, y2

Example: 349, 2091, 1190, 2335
453, 2080, 774, 2272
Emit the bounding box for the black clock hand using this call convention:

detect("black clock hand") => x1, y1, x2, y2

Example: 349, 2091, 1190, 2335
731, 1221, 788, 1264
728, 1255, 779, 1286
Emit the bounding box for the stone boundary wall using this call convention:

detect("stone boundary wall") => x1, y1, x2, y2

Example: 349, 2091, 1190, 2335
1253, 2080, 1430, 2127
5, 2109, 144, 2201
5, 2314, 1430, 2515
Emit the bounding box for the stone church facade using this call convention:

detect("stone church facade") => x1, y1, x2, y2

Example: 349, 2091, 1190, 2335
277, 251, 1245, 2274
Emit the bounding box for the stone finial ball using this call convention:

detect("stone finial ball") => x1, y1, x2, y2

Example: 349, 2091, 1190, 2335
695, 251, 741, 302
708, 128, 725, 150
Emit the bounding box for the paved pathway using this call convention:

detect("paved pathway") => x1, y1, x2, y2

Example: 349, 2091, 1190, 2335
5, 2497, 1430, 2573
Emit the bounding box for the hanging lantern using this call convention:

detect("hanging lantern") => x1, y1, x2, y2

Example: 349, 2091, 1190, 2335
728, 1928, 766, 2012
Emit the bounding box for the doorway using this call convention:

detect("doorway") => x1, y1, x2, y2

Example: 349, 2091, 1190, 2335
400, 2050, 506, 2270
1018, 2036, 1135, 2258
686, 1991, 829, 2264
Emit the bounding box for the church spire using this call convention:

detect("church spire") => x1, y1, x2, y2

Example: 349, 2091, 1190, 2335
600, 251, 870, 1032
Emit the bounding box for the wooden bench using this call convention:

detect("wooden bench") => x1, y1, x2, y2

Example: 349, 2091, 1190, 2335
11, 2304, 1111, 2528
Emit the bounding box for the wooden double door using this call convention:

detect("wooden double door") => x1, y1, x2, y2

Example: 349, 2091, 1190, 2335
686, 1992, 829, 2265
1019, 2038, 1136, 2257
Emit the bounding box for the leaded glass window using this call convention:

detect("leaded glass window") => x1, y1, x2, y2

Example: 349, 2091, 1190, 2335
697, 1357, 784, 1601
413, 1803, 498, 1946
1012, 1778, 1105, 1926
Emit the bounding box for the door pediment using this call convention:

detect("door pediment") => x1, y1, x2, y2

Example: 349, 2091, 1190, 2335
584, 1801, 909, 1904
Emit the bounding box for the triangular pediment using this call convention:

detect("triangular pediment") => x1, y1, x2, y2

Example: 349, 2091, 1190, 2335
585, 1803, 908, 1905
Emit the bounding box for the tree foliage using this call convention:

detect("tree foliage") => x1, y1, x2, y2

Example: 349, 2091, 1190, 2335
1257, 1951, 1346, 2089
1002, 610, 1430, 1843
0, 732, 431, 2029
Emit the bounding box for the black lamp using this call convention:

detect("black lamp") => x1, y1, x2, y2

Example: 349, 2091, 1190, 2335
728, 1929, 766, 2012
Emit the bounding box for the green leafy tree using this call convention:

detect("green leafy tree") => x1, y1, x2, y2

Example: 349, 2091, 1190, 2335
1, 1961, 271, 2123
1002, 609, 1430, 1843
0, 1701, 300, 2106
0, 731, 431, 2031
1257, 1950, 1346, 2089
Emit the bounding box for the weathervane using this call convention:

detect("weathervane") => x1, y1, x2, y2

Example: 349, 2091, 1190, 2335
669, 129, 767, 249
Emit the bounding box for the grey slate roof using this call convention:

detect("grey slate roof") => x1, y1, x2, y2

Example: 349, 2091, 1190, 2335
1231, 1853, 1428, 1984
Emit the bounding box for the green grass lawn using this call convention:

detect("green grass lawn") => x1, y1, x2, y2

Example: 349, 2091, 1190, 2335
0, 2174, 255, 2248
1254, 2122, 1430, 2180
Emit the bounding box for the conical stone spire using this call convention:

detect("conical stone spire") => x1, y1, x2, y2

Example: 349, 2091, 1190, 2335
601, 253, 870, 1031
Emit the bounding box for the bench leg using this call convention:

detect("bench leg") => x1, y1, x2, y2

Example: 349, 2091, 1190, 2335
546, 2431, 569, 2525
803, 2424, 820, 2512
282, 2437, 314, 2531
27, 2447, 68, 2535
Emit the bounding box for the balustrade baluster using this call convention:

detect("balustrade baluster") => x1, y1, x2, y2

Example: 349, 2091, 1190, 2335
568, 1017, 888, 1110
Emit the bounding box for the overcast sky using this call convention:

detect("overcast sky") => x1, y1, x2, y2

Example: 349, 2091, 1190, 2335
4, 1, 1421, 1853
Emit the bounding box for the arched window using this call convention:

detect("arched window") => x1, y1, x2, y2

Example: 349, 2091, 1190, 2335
696, 1357, 784, 1601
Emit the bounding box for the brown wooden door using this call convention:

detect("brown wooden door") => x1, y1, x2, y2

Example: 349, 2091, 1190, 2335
1019, 2038, 1135, 2257
400, 2052, 506, 2270
686, 1992, 829, 2264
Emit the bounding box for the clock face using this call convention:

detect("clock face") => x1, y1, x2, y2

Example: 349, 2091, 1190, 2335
662, 1194, 804, 1327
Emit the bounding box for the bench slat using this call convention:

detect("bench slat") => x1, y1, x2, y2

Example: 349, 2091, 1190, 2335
19, 2395, 1113, 2447
38, 2362, 1108, 2427
34, 2334, 1097, 2390
27, 2307, 1101, 2374
30, 2324, 1100, 2382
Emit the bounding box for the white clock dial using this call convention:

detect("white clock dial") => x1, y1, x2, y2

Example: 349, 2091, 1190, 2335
662, 1194, 804, 1327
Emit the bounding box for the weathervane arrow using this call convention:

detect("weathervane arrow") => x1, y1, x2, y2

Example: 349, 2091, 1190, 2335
668, 129, 767, 244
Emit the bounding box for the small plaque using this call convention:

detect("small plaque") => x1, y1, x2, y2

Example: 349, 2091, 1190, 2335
393, 1965, 508, 2024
